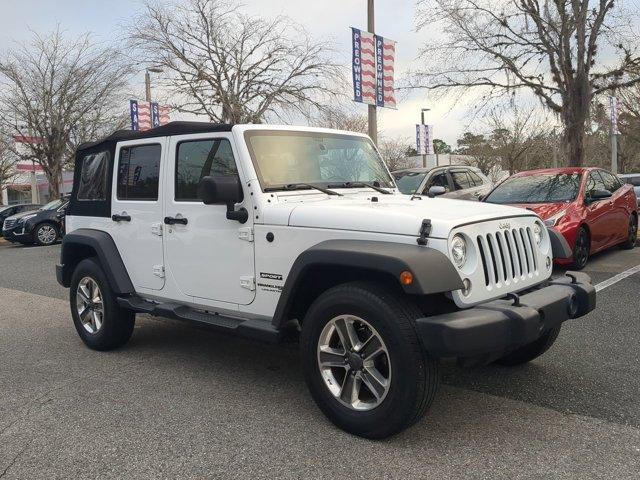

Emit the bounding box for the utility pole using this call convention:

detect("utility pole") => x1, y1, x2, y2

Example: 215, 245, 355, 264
367, 0, 377, 145
145, 67, 163, 103
552, 126, 558, 168
610, 96, 618, 174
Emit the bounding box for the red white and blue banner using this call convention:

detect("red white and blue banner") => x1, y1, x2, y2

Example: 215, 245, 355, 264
375, 35, 396, 108
351, 28, 396, 109
130, 100, 171, 131
351, 28, 377, 106
416, 124, 434, 155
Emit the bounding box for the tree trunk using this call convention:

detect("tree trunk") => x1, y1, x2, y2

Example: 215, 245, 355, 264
562, 81, 591, 167
45, 164, 61, 200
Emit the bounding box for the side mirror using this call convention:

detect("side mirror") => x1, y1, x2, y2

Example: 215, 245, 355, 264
197, 175, 248, 223
427, 185, 447, 198
586, 189, 612, 203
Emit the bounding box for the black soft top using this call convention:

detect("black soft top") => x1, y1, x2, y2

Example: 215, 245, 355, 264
77, 121, 234, 151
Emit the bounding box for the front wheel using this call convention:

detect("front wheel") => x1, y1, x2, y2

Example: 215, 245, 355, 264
33, 222, 59, 246
571, 227, 590, 270
621, 214, 638, 250
300, 282, 439, 439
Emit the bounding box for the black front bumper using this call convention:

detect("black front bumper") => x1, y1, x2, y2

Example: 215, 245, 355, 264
2, 227, 30, 243
416, 272, 595, 358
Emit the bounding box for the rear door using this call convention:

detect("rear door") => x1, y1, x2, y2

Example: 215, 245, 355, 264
109, 139, 166, 291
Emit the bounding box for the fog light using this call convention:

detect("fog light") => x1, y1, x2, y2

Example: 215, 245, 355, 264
546, 256, 552, 270
461, 278, 472, 296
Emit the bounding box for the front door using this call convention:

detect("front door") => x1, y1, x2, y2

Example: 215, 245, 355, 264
163, 133, 255, 305
110, 139, 166, 291
584, 170, 612, 250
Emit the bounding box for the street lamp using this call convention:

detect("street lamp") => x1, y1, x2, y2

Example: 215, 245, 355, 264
420, 108, 431, 167
145, 67, 163, 102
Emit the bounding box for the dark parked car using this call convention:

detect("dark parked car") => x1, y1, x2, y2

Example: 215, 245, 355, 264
0, 203, 41, 237
392, 165, 493, 200
2, 198, 69, 246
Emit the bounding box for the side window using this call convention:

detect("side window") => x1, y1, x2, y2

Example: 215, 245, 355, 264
586, 171, 607, 197
469, 171, 484, 186
424, 172, 450, 193
176, 138, 238, 201
117, 144, 161, 201
77, 151, 109, 201
451, 171, 472, 190
599, 171, 621, 192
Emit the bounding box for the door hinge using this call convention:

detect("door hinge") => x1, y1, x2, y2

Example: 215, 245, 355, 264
151, 223, 163, 236
238, 227, 254, 242
239, 275, 255, 291
153, 265, 165, 278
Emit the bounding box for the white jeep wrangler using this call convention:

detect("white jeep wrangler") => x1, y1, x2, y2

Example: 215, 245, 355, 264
57, 122, 595, 438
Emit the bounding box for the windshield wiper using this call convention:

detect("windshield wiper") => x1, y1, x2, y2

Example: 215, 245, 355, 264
328, 181, 392, 194
264, 183, 342, 196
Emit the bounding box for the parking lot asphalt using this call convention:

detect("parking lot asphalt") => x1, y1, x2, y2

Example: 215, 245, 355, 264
1, 238, 640, 479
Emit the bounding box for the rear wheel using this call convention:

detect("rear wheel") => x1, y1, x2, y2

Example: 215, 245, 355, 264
33, 222, 59, 246
571, 227, 590, 270
495, 326, 561, 366
70, 258, 135, 351
300, 281, 439, 439
621, 214, 638, 250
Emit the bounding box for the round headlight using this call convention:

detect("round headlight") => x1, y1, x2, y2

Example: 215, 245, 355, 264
451, 234, 467, 268
533, 222, 543, 246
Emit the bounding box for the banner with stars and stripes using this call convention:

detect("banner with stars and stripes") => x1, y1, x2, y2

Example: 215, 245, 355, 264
351, 28, 396, 109
130, 100, 171, 131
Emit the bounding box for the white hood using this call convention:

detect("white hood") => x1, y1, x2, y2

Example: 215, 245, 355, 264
262, 193, 537, 238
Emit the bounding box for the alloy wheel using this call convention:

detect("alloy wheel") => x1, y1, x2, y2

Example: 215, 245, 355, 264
317, 315, 391, 411
76, 277, 105, 334
574, 230, 589, 269
37, 225, 57, 245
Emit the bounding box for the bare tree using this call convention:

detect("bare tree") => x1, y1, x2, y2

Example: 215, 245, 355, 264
378, 136, 414, 171
412, 0, 640, 166
307, 106, 368, 134
129, 0, 341, 124
0, 29, 132, 198
0, 134, 17, 202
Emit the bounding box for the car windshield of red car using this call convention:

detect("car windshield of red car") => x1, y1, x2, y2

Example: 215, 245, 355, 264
485, 173, 582, 204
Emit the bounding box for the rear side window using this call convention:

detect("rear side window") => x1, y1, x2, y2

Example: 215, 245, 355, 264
175, 139, 238, 201
77, 151, 109, 201
117, 144, 161, 201
451, 171, 472, 190
469, 171, 484, 186
599, 170, 621, 192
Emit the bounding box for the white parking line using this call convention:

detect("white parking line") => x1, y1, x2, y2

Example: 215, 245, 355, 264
594, 264, 640, 292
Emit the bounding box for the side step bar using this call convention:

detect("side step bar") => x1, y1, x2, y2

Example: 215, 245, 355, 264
117, 295, 280, 343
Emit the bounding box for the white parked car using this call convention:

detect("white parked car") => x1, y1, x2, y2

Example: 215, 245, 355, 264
619, 173, 640, 206
57, 122, 595, 438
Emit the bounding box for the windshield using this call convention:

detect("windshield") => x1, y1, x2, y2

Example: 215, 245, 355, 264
485, 173, 582, 204
41, 199, 64, 211
392, 171, 427, 194
244, 131, 394, 190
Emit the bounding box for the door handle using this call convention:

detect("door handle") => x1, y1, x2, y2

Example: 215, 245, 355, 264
164, 216, 188, 225
111, 213, 131, 222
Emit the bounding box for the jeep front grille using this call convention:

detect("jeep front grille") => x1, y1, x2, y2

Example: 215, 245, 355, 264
476, 227, 538, 287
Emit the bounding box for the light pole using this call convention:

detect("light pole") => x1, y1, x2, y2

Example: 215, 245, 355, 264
145, 67, 163, 102
367, 0, 377, 145
421, 108, 431, 167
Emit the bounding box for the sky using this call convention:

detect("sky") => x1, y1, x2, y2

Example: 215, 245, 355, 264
0, 0, 497, 146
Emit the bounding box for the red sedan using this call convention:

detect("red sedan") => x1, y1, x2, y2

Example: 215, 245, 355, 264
484, 167, 638, 269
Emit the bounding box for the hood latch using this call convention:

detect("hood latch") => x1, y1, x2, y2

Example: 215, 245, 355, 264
416, 219, 432, 246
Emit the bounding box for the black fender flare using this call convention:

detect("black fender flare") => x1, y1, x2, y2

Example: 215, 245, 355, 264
56, 228, 134, 294
271, 239, 464, 329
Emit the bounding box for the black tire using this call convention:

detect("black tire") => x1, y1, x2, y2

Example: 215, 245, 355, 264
620, 214, 638, 250
70, 258, 135, 351
571, 226, 590, 270
33, 222, 59, 246
300, 281, 439, 439
495, 326, 561, 366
